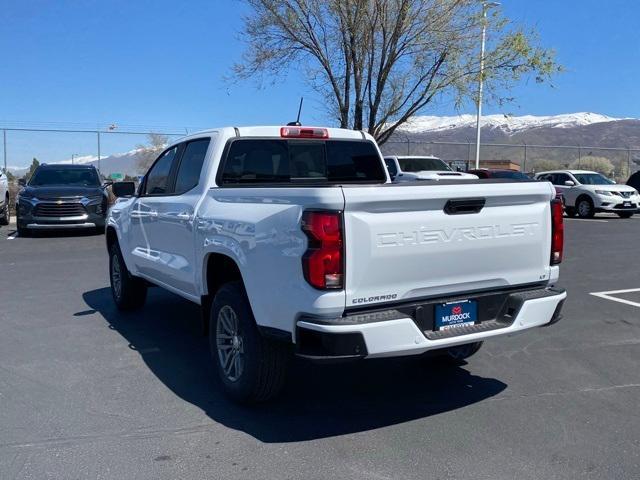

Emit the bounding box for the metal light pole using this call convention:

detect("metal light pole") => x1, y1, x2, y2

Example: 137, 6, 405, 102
71, 154, 78, 165
474, 1, 500, 170
3, 129, 6, 172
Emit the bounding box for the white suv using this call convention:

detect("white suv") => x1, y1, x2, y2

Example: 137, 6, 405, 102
535, 170, 640, 218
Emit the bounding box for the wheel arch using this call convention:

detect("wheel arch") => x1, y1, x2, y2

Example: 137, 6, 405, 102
576, 192, 594, 205
106, 225, 118, 250
200, 252, 246, 335
202, 252, 245, 298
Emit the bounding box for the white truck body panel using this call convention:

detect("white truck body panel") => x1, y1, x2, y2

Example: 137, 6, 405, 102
342, 181, 555, 307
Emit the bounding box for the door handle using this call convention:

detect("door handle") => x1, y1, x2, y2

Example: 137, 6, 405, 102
130, 209, 158, 219
158, 211, 192, 222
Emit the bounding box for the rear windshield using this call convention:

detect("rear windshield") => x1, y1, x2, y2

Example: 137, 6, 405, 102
398, 157, 450, 172
30, 168, 101, 187
490, 170, 530, 180
220, 139, 386, 185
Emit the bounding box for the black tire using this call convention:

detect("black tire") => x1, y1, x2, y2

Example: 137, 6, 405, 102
564, 206, 576, 217
17, 224, 29, 237
209, 281, 289, 404
576, 197, 595, 218
109, 243, 147, 310
436, 341, 484, 365
0, 195, 9, 225
617, 212, 634, 218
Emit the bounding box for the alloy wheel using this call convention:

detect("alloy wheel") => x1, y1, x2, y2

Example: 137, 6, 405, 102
111, 253, 122, 300
216, 305, 244, 382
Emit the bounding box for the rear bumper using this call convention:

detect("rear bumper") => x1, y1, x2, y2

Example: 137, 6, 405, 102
296, 286, 566, 360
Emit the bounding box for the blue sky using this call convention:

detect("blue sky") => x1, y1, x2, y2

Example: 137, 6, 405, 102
1, 0, 639, 168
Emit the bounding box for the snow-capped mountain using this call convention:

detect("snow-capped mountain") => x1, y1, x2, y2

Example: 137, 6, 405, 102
388, 112, 640, 150
398, 112, 627, 135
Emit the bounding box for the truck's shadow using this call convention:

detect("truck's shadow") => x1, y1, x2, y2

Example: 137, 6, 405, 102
82, 287, 507, 442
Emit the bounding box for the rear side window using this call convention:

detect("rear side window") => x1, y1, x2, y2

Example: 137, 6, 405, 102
384, 159, 398, 177
174, 138, 210, 194
144, 146, 179, 195
220, 139, 385, 185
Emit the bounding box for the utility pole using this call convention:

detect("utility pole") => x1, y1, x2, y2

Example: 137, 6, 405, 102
474, 1, 500, 170
97, 131, 101, 173
3, 129, 6, 172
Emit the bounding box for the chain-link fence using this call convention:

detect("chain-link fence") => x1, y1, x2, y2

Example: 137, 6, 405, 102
1, 127, 189, 214
3, 128, 640, 215
382, 140, 640, 182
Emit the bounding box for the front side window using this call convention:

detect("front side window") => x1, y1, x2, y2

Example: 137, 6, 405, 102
174, 139, 211, 194
144, 146, 179, 195
397, 157, 451, 172
30, 168, 100, 187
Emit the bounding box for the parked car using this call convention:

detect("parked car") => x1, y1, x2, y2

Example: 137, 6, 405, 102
16, 164, 109, 235
0, 169, 8, 225
626, 171, 640, 192
470, 168, 563, 199
467, 168, 530, 180
384, 155, 478, 182
535, 169, 639, 218
106, 125, 566, 403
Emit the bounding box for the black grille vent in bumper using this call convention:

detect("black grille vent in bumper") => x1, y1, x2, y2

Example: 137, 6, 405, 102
34, 202, 87, 217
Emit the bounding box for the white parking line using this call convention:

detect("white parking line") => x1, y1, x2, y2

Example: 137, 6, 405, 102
590, 288, 640, 308
7, 232, 18, 240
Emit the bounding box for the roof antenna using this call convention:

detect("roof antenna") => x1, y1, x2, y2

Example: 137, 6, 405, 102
287, 97, 304, 126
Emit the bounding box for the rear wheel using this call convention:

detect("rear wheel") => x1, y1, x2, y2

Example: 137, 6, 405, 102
617, 212, 634, 218
0, 195, 9, 225
576, 197, 595, 218
209, 282, 289, 403
109, 243, 147, 310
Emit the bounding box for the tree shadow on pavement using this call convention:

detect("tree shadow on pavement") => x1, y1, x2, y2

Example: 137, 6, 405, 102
82, 287, 507, 443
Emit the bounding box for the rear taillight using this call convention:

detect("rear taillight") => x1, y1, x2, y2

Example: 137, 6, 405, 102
550, 199, 564, 265
280, 126, 329, 139
301, 211, 344, 289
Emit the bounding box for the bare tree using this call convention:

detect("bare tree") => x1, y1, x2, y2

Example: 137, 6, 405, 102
234, 0, 560, 144
136, 134, 169, 173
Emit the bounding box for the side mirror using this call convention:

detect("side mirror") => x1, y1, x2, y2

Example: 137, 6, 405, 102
564, 180, 575, 186
18, 178, 26, 187
112, 181, 136, 198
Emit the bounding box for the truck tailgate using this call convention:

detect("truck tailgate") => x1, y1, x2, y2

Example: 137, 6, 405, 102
341, 181, 556, 307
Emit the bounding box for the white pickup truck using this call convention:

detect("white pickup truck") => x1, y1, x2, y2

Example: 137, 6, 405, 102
106, 125, 566, 403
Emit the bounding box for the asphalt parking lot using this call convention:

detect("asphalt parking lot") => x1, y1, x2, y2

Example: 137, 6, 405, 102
1, 216, 639, 480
